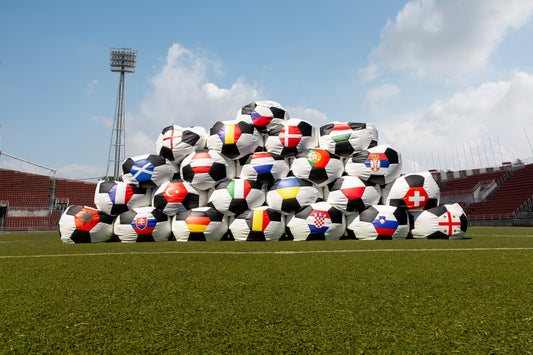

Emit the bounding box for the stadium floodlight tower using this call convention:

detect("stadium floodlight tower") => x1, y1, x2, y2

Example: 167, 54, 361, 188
106, 48, 137, 181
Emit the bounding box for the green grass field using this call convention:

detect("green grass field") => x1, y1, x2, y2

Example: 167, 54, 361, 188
1, 227, 532, 354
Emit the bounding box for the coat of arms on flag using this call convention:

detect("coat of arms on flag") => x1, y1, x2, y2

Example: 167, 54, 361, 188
307, 210, 330, 233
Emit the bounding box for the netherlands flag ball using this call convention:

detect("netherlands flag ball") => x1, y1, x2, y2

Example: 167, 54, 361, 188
208, 178, 265, 216
345, 144, 402, 185
94, 181, 151, 216
156, 125, 207, 164
236, 100, 289, 133
122, 154, 179, 189
264, 118, 318, 157
172, 207, 229, 241
285, 201, 346, 241
324, 176, 381, 215
228, 206, 285, 241
346, 205, 409, 240
114, 206, 171, 242
266, 177, 322, 215
319, 122, 378, 157
180, 149, 236, 191
59, 205, 115, 244
410, 203, 468, 239
206, 120, 262, 160
237, 151, 289, 186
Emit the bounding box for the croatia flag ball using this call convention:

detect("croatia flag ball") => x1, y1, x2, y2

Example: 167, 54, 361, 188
114, 206, 171, 243
180, 149, 236, 191
229, 206, 286, 241
324, 176, 381, 215
410, 203, 468, 239
122, 154, 178, 189
346, 205, 409, 240
382, 171, 440, 211
206, 120, 262, 160
286, 201, 345, 241
94, 181, 151, 216
236, 100, 289, 134
59, 205, 115, 244
237, 151, 289, 186
290, 148, 344, 187
172, 207, 229, 241
152, 180, 207, 216
345, 144, 402, 185
264, 118, 318, 157
319, 122, 378, 157
208, 178, 265, 216
266, 177, 322, 215
156, 125, 207, 164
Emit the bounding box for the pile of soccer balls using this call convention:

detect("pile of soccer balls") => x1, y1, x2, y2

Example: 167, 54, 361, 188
59, 100, 467, 243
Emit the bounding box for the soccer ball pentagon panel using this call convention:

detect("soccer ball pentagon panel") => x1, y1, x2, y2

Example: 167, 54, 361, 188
286, 201, 345, 241
290, 148, 344, 187
264, 118, 318, 157
156, 125, 207, 164
237, 151, 289, 186
266, 177, 322, 215
236, 100, 289, 133
172, 207, 229, 241
207, 179, 265, 216
229, 206, 285, 241
344, 144, 402, 185
180, 149, 236, 191
94, 181, 151, 216
319, 122, 378, 157
152, 180, 207, 216
346, 205, 409, 240
206, 120, 262, 160
114, 206, 171, 242
324, 176, 381, 215
122, 154, 178, 189
410, 203, 468, 239
382, 171, 440, 211
59, 205, 114, 243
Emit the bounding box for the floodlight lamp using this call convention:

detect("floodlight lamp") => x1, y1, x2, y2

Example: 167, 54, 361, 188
110, 48, 137, 73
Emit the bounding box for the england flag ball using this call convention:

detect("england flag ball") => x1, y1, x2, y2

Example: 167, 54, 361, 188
156, 125, 207, 164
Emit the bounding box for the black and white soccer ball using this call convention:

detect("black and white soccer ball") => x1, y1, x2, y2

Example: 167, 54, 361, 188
155, 125, 207, 164
264, 118, 318, 157
325, 176, 381, 215
290, 148, 344, 187
229, 206, 286, 241
344, 144, 402, 185
410, 203, 468, 239
346, 205, 409, 240
208, 179, 265, 216
152, 180, 207, 216
122, 154, 178, 188
266, 177, 322, 215
172, 207, 229, 241
319, 122, 378, 157
206, 120, 262, 160
59, 205, 115, 243
114, 206, 171, 243
237, 151, 289, 186
286, 201, 346, 241
236, 100, 289, 133
383, 171, 440, 211
180, 149, 236, 191
94, 181, 151, 216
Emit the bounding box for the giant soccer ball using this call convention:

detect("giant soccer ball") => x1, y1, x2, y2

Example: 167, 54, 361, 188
286, 202, 345, 241
319, 122, 378, 157
290, 148, 344, 187
180, 149, 236, 190
383, 171, 440, 211
152, 180, 207, 216
173, 207, 229, 241
122, 154, 178, 188
156, 125, 207, 164
206, 120, 262, 160
229, 206, 286, 241
346, 205, 409, 240
59, 205, 115, 243
264, 118, 317, 157
266, 177, 322, 214
410, 203, 468, 239
114, 206, 171, 242
237, 151, 289, 186
325, 176, 381, 215
208, 178, 265, 216
236, 100, 289, 133
94, 181, 151, 216
344, 144, 402, 185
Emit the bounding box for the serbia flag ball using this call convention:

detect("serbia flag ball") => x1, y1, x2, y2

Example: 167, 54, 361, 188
345, 144, 402, 185
346, 205, 409, 240
114, 206, 171, 242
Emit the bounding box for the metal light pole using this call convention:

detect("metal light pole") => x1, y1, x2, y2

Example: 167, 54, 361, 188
106, 48, 137, 180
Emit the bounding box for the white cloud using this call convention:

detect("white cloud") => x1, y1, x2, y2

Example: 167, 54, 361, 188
365, 83, 400, 105
363, 0, 533, 79
288, 106, 328, 127
85, 79, 99, 95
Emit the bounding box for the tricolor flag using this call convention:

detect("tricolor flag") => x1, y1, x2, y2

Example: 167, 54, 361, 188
226, 179, 252, 199
306, 149, 330, 168
330, 123, 352, 142
108, 183, 134, 204
190, 152, 213, 174
276, 177, 301, 199
372, 216, 399, 236
218, 124, 242, 144
185, 215, 211, 233
308, 210, 330, 233
251, 152, 274, 174
132, 216, 157, 235
251, 209, 270, 232
365, 153, 390, 171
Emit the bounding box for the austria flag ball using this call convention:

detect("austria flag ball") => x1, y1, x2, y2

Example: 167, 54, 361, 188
229, 206, 285, 241
156, 125, 207, 164
152, 180, 207, 216
122, 154, 178, 189
207, 120, 262, 160
410, 203, 468, 239
59, 205, 114, 244
345, 144, 402, 185
266, 177, 322, 214
286, 202, 345, 241
237, 151, 289, 186
180, 149, 236, 191
264, 118, 318, 157
172, 207, 229, 241
383, 171, 440, 211
94, 181, 151, 216
319, 122, 378, 157
114, 206, 171, 242
236, 100, 289, 133
208, 179, 265, 216
346, 205, 409, 240
290, 148, 344, 187
325, 176, 381, 215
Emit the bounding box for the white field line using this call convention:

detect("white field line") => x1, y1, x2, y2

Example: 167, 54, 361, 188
0, 247, 532, 259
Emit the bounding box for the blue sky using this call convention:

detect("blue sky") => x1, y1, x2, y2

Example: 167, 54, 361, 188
2, 0, 533, 179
